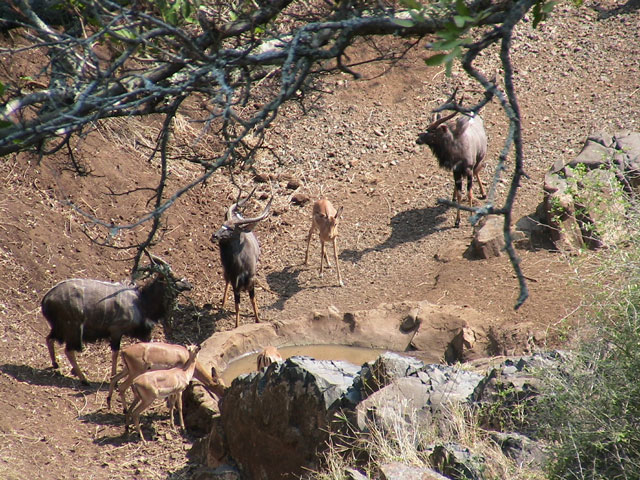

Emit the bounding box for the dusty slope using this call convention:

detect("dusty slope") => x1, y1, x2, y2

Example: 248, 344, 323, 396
0, 1, 638, 478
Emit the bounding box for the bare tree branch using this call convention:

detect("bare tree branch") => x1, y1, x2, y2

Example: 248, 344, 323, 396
0, 0, 551, 308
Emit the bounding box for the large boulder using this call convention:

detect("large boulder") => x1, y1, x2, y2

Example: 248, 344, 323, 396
219, 356, 362, 480
428, 443, 485, 480
352, 353, 484, 437
468, 215, 505, 259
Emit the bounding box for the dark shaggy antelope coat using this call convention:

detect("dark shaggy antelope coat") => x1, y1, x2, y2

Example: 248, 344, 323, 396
42, 278, 164, 352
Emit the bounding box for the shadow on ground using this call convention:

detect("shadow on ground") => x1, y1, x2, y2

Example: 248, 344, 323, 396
342, 205, 449, 263
0, 363, 102, 390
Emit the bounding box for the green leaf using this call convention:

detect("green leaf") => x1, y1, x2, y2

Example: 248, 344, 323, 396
456, 0, 470, 16
116, 27, 137, 41
0, 81, 5, 97
436, 25, 461, 41
446, 45, 462, 62
433, 37, 463, 51
0, 120, 13, 129
532, 0, 559, 28
424, 53, 448, 66
453, 15, 466, 28
391, 18, 416, 28
445, 58, 453, 76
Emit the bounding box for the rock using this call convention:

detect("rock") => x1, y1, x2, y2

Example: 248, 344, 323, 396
444, 326, 477, 364
488, 431, 547, 468
473, 352, 565, 431
433, 239, 468, 263
418, 364, 483, 409
190, 465, 242, 480
468, 215, 505, 259
254, 172, 271, 183
429, 443, 484, 480
345, 467, 370, 480
569, 138, 613, 169
409, 303, 491, 364
542, 130, 640, 251
183, 383, 220, 436
543, 175, 585, 251
286, 178, 301, 190
399, 307, 421, 333
219, 356, 362, 480
290, 193, 310, 206
515, 207, 555, 250
356, 352, 425, 396
380, 462, 449, 480
355, 376, 431, 432
355, 359, 484, 432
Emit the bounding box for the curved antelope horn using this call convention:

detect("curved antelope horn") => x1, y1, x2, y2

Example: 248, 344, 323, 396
227, 187, 258, 221
232, 196, 273, 227
143, 250, 173, 276
426, 86, 466, 130
426, 111, 458, 130
143, 249, 169, 267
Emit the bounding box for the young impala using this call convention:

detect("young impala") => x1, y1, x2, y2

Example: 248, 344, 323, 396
107, 341, 225, 412
125, 344, 201, 442
304, 198, 344, 286
256, 346, 283, 370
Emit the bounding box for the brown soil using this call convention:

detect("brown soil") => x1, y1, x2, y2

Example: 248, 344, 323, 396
0, 1, 638, 478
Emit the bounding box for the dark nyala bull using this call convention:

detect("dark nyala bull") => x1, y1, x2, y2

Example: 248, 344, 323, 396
211, 188, 272, 328
416, 109, 488, 227
42, 254, 191, 384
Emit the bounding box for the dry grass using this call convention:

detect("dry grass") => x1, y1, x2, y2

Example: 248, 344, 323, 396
308, 401, 546, 480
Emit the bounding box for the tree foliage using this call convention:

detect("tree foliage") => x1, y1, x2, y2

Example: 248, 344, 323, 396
0, 0, 559, 305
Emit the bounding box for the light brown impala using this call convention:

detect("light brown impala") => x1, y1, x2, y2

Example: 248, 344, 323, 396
107, 341, 225, 412
256, 346, 283, 370
304, 198, 344, 286
125, 344, 201, 442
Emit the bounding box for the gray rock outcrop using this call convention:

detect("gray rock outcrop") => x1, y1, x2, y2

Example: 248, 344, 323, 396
204, 352, 560, 479
543, 131, 640, 250
219, 356, 362, 480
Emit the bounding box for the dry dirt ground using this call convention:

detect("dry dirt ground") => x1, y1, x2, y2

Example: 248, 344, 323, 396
0, 1, 639, 478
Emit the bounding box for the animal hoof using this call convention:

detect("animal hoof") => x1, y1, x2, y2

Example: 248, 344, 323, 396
339, 281, 344, 287
52, 362, 59, 370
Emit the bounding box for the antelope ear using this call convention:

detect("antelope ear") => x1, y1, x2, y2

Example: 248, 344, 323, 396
335, 206, 344, 220
211, 365, 225, 384
240, 222, 258, 232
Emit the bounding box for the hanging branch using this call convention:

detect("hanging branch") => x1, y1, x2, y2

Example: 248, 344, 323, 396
0, 0, 558, 307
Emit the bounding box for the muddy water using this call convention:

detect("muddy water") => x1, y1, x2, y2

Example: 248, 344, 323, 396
221, 344, 388, 385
